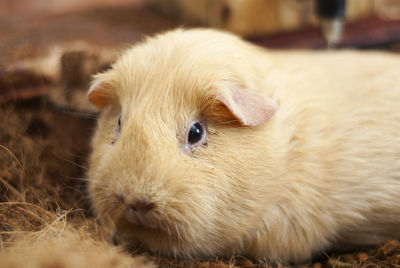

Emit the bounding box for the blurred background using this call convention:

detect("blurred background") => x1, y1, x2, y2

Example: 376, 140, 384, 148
2, 0, 400, 109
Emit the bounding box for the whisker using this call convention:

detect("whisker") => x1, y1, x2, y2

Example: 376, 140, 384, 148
0, 144, 25, 174
51, 154, 88, 170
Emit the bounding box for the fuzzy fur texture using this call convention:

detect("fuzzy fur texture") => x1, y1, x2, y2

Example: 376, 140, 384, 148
0, 220, 152, 268
88, 28, 400, 264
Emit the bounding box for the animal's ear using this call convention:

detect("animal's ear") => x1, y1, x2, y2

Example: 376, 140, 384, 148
88, 73, 116, 109
214, 86, 277, 127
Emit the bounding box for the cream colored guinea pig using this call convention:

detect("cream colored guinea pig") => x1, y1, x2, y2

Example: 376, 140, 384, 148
87, 28, 400, 264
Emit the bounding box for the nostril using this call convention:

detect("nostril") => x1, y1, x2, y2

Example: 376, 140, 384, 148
129, 201, 155, 213
116, 194, 125, 203
112, 234, 120, 246
124, 200, 156, 226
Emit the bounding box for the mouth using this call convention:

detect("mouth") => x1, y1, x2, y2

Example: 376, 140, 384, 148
122, 207, 159, 229
116, 211, 163, 234
113, 213, 176, 251
112, 211, 214, 259
109, 202, 193, 256
113, 220, 184, 258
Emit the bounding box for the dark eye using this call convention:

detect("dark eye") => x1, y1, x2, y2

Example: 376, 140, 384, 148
188, 122, 205, 145
113, 116, 121, 144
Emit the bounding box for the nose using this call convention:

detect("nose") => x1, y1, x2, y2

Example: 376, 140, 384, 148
124, 200, 155, 226
128, 200, 155, 214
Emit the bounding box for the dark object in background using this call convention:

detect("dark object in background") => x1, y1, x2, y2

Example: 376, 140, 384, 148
316, 0, 346, 18
316, 0, 346, 47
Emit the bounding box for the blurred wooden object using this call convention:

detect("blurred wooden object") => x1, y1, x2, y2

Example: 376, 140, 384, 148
0, 0, 145, 17
1, 2, 400, 106
0, 4, 177, 106
151, 0, 400, 37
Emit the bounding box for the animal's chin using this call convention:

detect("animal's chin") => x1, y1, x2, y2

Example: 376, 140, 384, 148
113, 216, 180, 255
112, 214, 220, 258
116, 215, 163, 237
113, 218, 229, 259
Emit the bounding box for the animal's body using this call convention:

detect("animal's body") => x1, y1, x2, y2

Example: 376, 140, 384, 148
87, 29, 400, 264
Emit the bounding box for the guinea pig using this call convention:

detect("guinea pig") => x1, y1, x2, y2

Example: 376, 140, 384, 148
87, 28, 400, 264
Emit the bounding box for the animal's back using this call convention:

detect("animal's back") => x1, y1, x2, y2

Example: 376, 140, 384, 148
269, 50, 400, 248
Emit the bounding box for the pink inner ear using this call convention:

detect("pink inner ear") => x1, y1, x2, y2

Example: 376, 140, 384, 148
88, 90, 111, 109
218, 87, 277, 127
87, 81, 115, 109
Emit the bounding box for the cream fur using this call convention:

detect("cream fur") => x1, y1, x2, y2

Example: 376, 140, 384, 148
0, 221, 153, 268
88, 28, 400, 264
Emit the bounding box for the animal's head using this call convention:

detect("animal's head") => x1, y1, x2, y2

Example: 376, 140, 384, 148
87, 29, 279, 258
